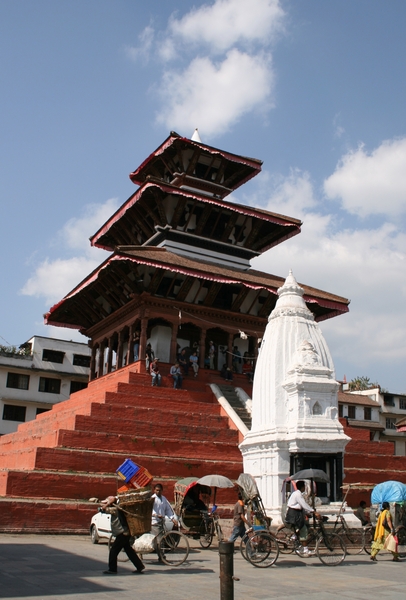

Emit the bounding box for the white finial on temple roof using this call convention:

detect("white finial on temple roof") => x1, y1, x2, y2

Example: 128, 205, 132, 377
191, 128, 202, 142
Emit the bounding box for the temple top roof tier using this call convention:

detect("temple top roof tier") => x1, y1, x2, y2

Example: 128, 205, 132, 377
129, 131, 262, 198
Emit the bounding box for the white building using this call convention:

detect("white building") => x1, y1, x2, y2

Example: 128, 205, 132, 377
344, 387, 406, 456
0, 336, 90, 435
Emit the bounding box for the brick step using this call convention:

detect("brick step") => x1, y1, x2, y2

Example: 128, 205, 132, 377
345, 439, 395, 455
72, 415, 236, 440
0, 497, 98, 534
0, 455, 243, 500
103, 391, 218, 412
87, 403, 230, 428
113, 382, 215, 402
2, 401, 229, 447
0, 415, 239, 461
345, 453, 406, 470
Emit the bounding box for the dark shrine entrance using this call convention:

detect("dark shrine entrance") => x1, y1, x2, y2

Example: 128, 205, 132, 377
290, 453, 344, 502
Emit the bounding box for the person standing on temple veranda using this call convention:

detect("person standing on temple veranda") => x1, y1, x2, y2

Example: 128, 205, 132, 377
209, 341, 216, 370
100, 496, 145, 575
189, 351, 199, 377
145, 343, 154, 372
232, 346, 242, 374
132, 331, 140, 361
370, 502, 399, 562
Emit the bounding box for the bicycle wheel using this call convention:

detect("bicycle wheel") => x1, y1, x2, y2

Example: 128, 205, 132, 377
245, 531, 279, 568
316, 533, 346, 566
158, 531, 190, 566
199, 519, 214, 549
108, 535, 132, 562
396, 526, 406, 558
342, 528, 364, 555
274, 526, 295, 554
363, 527, 373, 555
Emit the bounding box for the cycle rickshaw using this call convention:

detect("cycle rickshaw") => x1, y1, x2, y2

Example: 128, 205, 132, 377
174, 477, 215, 546
236, 473, 280, 567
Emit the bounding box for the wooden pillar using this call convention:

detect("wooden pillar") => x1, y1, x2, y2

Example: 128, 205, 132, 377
139, 317, 148, 371
107, 337, 113, 373
127, 323, 135, 366
170, 322, 178, 364
199, 329, 206, 369
90, 343, 97, 381
227, 332, 234, 369
97, 341, 104, 378
117, 329, 124, 370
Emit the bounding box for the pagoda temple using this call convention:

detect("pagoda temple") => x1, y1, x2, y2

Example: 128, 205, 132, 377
45, 131, 349, 372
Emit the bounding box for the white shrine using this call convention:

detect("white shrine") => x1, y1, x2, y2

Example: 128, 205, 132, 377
240, 271, 350, 521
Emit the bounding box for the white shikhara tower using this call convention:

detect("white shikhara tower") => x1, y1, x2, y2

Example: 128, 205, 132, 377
240, 271, 350, 521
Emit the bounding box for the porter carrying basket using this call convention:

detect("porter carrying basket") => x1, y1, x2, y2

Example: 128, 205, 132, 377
118, 488, 154, 537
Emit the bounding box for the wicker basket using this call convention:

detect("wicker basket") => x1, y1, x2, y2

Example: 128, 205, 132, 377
118, 489, 154, 537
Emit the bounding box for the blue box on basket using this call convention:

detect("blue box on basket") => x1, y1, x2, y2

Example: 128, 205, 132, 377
116, 459, 140, 483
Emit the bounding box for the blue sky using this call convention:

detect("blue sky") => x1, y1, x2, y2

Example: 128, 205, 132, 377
1, 0, 405, 392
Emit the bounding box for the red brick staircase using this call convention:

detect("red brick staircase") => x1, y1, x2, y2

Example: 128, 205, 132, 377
340, 418, 406, 505
0, 365, 248, 533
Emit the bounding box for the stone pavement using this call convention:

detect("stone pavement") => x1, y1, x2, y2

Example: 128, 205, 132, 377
0, 534, 404, 600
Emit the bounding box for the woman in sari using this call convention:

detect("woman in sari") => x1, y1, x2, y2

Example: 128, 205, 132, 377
370, 501, 399, 562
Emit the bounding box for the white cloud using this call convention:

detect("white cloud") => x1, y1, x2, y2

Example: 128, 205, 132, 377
156, 49, 273, 137
324, 137, 406, 218
168, 0, 284, 54
125, 25, 155, 62
21, 199, 119, 305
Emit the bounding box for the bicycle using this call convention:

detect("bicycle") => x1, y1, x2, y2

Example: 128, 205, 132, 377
276, 516, 346, 566
331, 514, 364, 555
199, 507, 223, 548
240, 527, 280, 568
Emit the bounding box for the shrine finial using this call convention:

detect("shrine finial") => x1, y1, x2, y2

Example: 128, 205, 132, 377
191, 128, 202, 142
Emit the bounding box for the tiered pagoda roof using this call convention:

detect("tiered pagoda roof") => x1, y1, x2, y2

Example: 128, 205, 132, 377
45, 132, 349, 334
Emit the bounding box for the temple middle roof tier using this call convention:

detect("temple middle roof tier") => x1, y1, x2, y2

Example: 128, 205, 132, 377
90, 181, 301, 264
44, 246, 350, 333
129, 131, 262, 198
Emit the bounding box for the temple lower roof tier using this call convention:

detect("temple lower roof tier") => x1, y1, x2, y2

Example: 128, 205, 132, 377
44, 247, 349, 333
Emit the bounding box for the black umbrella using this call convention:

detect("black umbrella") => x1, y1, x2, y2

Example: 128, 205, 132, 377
290, 469, 330, 483
290, 469, 330, 509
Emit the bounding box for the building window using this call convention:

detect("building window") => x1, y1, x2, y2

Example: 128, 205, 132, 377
42, 349, 65, 364
3, 404, 26, 422
70, 381, 88, 394
39, 377, 61, 394
399, 398, 406, 410
386, 418, 397, 430
72, 354, 91, 368
384, 395, 395, 407
6, 372, 30, 390
348, 406, 356, 419
338, 404, 343, 418
364, 407, 372, 420
36, 407, 51, 416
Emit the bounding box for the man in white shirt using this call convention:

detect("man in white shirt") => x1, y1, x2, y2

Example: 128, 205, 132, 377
286, 480, 320, 555
151, 483, 177, 561
151, 483, 177, 528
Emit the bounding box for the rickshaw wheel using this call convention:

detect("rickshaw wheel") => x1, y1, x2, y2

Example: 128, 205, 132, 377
158, 531, 190, 566
199, 519, 214, 548
245, 531, 279, 568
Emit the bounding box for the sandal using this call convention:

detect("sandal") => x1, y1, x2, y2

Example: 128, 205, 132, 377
370, 556, 377, 561
392, 557, 400, 562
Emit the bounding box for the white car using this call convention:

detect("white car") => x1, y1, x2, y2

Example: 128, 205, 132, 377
90, 510, 112, 543
90, 511, 175, 543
